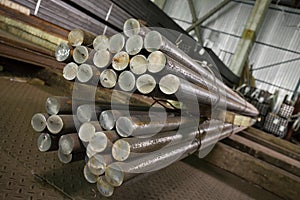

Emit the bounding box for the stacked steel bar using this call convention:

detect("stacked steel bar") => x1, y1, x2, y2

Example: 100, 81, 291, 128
31, 18, 258, 197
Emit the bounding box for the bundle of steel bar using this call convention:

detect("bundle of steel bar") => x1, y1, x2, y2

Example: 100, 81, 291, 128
30, 18, 258, 197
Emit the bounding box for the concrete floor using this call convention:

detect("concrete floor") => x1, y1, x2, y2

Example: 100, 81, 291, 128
0, 76, 281, 200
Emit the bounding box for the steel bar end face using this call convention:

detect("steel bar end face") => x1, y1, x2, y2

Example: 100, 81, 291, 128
83, 164, 98, 183
88, 154, 106, 176
112, 139, 130, 161
159, 74, 180, 95
144, 31, 162, 52
100, 69, 117, 88
136, 74, 156, 94
97, 176, 114, 197
55, 41, 71, 62
130, 55, 148, 75
68, 29, 84, 46
79, 122, 97, 143
123, 18, 140, 37
46, 115, 63, 134
105, 163, 124, 187
63, 62, 78, 81
118, 71, 135, 92
77, 64, 94, 83
37, 133, 52, 152
99, 110, 116, 130
89, 132, 108, 153
112, 51, 129, 71
125, 35, 143, 55
59, 134, 74, 155
148, 51, 166, 73
116, 117, 134, 137
45, 97, 60, 115
31, 113, 48, 132
93, 49, 110, 68
109, 33, 125, 53
73, 46, 89, 64
93, 35, 109, 51
57, 149, 72, 164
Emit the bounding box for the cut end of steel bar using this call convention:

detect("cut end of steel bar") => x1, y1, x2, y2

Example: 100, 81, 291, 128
118, 71, 135, 92
144, 30, 163, 52
78, 122, 98, 143
68, 29, 84, 46
83, 164, 98, 183
125, 34, 143, 55
89, 132, 108, 153
58, 134, 75, 155
31, 113, 48, 132
112, 139, 130, 161
88, 154, 107, 175
93, 35, 109, 51
123, 18, 140, 37
130, 55, 148, 75
159, 74, 180, 95
37, 133, 52, 152
136, 74, 156, 94
63, 62, 78, 81
45, 96, 60, 115
105, 163, 124, 187
55, 41, 71, 62
77, 104, 98, 123
97, 176, 115, 197
112, 51, 129, 71
99, 110, 117, 131
73, 46, 89, 64
116, 117, 134, 137
147, 51, 166, 73
93, 49, 111, 68
109, 33, 125, 53
46, 115, 64, 134
100, 69, 117, 88
57, 149, 72, 164
77, 64, 95, 83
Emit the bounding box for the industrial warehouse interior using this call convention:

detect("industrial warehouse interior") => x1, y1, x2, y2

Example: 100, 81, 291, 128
0, 0, 300, 199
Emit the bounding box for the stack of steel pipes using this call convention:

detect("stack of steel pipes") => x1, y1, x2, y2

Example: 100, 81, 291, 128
31, 18, 258, 197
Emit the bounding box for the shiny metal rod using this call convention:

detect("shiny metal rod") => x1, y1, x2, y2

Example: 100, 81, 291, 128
63, 62, 78, 81
118, 71, 136, 92
77, 64, 100, 84
125, 34, 143, 55
46, 96, 72, 115
73, 45, 93, 64
76, 104, 102, 123
57, 149, 85, 164
116, 116, 189, 137
78, 121, 103, 143
68, 28, 95, 47
100, 69, 117, 88
136, 74, 156, 94
87, 153, 113, 176
97, 176, 115, 197
83, 164, 98, 183
37, 133, 58, 152
105, 140, 200, 187
112, 128, 199, 161
58, 133, 84, 155
31, 113, 49, 132
109, 33, 125, 53
88, 131, 119, 153
159, 74, 257, 116
123, 18, 141, 37
46, 115, 77, 134
93, 49, 111, 69
130, 54, 148, 75
93, 35, 109, 51
55, 41, 73, 62
112, 51, 130, 71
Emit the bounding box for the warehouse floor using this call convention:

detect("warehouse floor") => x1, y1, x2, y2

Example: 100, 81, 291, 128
0, 76, 281, 200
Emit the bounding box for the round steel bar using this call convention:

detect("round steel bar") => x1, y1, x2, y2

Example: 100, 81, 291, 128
130, 54, 148, 75
37, 133, 58, 152
77, 64, 99, 84
109, 33, 125, 53
123, 18, 140, 37
118, 71, 135, 92
78, 121, 103, 143
83, 164, 98, 183
93, 49, 111, 69
63, 62, 78, 81
93, 35, 109, 51
112, 51, 130, 71
88, 154, 113, 176
31, 113, 49, 132
125, 34, 143, 55
76, 104, 102, 123
100, 69, 117, 88
68, 28, 95, 47
136, 74, 156, 94
58, 133, 84, 155
46, 115, 76, 134
55, 41, 72, 62
97, 176, 114, 197
147, 51, 166, 73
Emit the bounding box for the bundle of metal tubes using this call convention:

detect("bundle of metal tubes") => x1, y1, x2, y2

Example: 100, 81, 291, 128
31, 18, 258, 197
